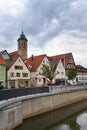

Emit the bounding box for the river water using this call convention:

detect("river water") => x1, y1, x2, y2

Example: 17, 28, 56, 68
14, 100, 87, 130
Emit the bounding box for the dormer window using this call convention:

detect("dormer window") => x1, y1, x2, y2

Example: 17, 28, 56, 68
2, 51, 10, 60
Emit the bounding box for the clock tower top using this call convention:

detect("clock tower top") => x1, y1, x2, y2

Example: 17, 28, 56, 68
17, 31, 28, 61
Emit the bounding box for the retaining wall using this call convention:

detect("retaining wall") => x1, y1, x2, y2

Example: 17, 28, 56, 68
0, 90, 87, 130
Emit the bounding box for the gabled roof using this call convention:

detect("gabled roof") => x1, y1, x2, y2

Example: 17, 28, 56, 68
26, 53, 76, 72
76, 65, 87, 73
0, 50, 10, 60
48, 52, 75, 68
49, 58, 60, 66
6, 55, 20, 70
0, 50, 7, 55
0, 55, 6, 65
9, 51, 18, 58
26, 54, 47, 72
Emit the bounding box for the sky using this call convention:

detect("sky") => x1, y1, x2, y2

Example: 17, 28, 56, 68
0, 0, 87, 67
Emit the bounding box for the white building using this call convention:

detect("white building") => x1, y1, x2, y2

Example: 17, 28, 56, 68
76, 65, 87, 84
26, 54, 50, 87
53, 59, 66, 84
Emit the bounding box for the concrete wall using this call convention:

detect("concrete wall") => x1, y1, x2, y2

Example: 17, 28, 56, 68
0, 90, 87, 130
0, 101, 22, 130
22, 90, 87, 119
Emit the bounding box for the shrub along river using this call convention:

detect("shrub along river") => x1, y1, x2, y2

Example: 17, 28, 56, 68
14, 100, 87, 130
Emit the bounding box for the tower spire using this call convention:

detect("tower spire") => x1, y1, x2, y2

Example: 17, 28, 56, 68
22, 30, 23, 34
17, 32, 28, 61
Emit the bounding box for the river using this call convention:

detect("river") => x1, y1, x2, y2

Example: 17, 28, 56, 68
14, 100, 87, 130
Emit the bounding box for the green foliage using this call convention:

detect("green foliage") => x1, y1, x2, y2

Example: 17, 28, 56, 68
40, 64, 56, 82
67, 68, 77, 81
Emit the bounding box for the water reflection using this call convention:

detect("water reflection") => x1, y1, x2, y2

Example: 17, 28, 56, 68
77, 113, 87, 126
49, 124, 69, 130
48, 114, 80, 130
48, 111, 87, 130
77, 112, 87, 130
14, 100, 87, 130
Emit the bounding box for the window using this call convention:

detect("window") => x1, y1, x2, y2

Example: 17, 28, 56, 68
39, 79, 41, 82
23, 42, 26, 48
57, 71, 60, 74
16, 73, 20, 77
10, 73, 14, 77
22, 73, 28, 77
15, 65, 23, 70
9, 81, 15, 88
61, 72, 64, 75
43, 60, 45, 63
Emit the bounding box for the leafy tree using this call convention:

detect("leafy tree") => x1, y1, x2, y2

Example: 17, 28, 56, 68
39, 64, 56, 84
67, 68, 77, 82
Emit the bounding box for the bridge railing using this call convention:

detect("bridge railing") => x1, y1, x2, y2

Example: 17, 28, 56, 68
0, 87, 49, 101
0, 85, 87, 101
49, 85, 87, 93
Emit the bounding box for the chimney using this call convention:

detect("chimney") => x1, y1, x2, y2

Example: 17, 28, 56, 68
31, 54, 34, 60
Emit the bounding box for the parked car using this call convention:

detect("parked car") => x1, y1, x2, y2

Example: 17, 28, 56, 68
0, 85, 4, 90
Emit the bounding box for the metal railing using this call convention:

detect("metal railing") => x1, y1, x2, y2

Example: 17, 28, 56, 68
0, 85, 87, 101
49, 85, 87, 93
0, 87, 49, 101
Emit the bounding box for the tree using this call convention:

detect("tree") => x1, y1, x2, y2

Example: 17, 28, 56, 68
39, 64, 56, 84
67, 68, 77, 82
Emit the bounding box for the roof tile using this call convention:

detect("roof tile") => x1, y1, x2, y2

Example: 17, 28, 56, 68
0, 55, 6, 65
26, 54, 47, 71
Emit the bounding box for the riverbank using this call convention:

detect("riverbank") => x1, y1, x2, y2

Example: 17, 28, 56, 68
14, 99, 87, 130
0, 90, 87, 130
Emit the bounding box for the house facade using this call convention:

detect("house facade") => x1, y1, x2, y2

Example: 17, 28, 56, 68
26, 54, 50, 87
7, 55, 30, 89
52, 59, 66, 85
76, 65, 87, 84
48, 53, 76, 84
26, 53, 78, 86
0, 55, 6, 87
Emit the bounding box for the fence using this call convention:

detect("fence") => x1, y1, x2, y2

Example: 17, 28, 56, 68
0, 87, 49, 101
49, 85, 87, 93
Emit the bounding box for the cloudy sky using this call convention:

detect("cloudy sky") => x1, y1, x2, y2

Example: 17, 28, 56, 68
0, 0, 87, 67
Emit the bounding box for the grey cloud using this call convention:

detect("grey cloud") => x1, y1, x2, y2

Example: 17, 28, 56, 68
0, 0, 77, 47
23, 0, 76, 34
0, 0, 87, 68
59, 0, 87, 33
20, 0, 77, 46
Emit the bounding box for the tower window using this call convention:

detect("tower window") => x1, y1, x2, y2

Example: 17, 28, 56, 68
23, 42, 26, 48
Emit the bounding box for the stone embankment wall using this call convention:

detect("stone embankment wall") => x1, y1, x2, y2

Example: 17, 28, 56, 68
0, 90, 87, 130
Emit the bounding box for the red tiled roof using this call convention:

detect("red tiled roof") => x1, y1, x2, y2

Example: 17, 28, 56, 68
76, 65, 87, 72
26, 53, 75, 72
6, 55, 19, 70
48, 52, 75, 68
0, 55, 6, 65
76, 65, 84, 68
9, 51, 18, 58
26, 54, 47, 72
